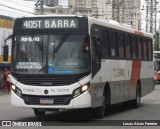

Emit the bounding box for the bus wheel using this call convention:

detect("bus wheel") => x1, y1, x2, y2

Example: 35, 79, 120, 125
94, 95, 106, 119
132, 83, 141, 108
34, 109, 45, 117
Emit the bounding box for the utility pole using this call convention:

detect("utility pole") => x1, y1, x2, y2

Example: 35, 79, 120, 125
40, 0, 44, 15
145, 0, 158, 34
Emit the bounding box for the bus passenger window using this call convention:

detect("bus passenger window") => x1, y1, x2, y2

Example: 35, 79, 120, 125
148, 39, 152, 60
125, 35, 131, 59
137, 38, 142, 59
92, 36, 101, 63
101, 29, 110, 58
142, 38, 147, 60
146, 39, 149, 60
110, 31, 118, 58
131, 36, 137, 59
118, 33, 125, 58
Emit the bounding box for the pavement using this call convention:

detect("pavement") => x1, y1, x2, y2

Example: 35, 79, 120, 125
0, 89, 10, 95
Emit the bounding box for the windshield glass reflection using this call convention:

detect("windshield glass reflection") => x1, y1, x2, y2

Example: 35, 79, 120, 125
12, 34, 91, 75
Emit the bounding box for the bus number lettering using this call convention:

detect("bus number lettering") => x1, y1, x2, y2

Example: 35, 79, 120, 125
23, 20, 41, 28
113, 68, 125, 78
21, 37, 40, 42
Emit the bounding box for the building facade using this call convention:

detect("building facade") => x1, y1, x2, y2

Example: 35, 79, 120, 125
43, 0, 58, 6
68, 0, 141, 30
24, 0, 58, 6
112, 0, 141, 30
68, 0, 112, 18
33, 0, 141, 30
34, 6, 70, 15
68, 0, 92, 16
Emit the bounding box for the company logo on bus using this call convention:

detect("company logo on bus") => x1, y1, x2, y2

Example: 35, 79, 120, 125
44, 90, 49, 94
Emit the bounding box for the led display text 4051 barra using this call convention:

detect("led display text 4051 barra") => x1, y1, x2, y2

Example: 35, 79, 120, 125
22, 18, 78, 29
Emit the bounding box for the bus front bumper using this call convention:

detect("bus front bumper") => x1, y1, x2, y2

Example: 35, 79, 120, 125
11, 90, 91, 109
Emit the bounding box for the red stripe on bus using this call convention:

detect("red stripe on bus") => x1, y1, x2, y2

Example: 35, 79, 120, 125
129, 61, 141, 98
135, 30, 144, 36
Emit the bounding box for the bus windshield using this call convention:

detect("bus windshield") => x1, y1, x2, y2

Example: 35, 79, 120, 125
12, 34, 91, 74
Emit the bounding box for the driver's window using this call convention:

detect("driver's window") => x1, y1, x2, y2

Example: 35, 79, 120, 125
91, 25, 102, 64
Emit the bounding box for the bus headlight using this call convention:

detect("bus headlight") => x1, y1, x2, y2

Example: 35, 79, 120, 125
12, 84, 22, 98
73, 84, 90, 98
12, 85, 16, 91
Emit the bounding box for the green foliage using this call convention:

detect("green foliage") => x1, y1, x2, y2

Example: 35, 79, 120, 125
154, 31, 160, 51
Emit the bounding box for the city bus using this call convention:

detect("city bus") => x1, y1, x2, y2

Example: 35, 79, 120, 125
4, 15, 155, 118
154, 51, 160, 83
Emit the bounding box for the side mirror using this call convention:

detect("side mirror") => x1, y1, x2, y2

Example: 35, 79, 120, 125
3, 45, 9, 61
91, 36, 96, 41
3, 34, 12, 61
97, 37, 101, 42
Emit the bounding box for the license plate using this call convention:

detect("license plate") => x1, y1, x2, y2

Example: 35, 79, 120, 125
40, 98, 54, 104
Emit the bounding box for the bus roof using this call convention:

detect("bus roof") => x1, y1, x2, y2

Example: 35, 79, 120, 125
88, 17, 152, 38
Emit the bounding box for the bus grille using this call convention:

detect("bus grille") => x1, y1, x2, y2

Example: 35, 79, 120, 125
12, 72, 89, 86
22, 95, 72, 105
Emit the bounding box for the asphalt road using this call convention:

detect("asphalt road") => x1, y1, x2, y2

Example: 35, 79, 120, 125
0, 84, 160, 129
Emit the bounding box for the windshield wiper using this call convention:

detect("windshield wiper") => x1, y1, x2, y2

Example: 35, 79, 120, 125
54, 32, 70, 53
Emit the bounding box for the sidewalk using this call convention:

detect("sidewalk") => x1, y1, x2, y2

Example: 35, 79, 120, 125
0, 89, 10, 95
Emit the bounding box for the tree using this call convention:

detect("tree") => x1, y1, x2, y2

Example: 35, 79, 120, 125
154, 31, 160, 51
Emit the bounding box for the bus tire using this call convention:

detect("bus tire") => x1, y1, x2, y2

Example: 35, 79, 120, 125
94, 93, 106, 119
95, 87, 107, 119
132, 83, 141, 108
34, 109, 45, 117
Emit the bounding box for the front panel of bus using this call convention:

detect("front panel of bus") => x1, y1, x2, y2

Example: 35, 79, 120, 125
10, 16, 92, 109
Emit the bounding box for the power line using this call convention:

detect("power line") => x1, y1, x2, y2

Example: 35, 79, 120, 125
0, 5, 33, 15
0, 3, 34, 14
1, 0, 35, 10
0, 8, 32, 16
0, 10, 25, 17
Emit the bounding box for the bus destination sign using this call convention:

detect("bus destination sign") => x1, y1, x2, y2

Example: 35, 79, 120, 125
22, 18, 78, 29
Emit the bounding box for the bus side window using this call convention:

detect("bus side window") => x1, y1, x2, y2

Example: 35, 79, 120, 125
131, 36, 138, 59
148, 39, 152, 60
146, 39, 149, 60
142, 38, 147, 60
118, 33, 125, 59
125, 35, 131, 59
101, 29, 110, 58
110, 31, 118, 58
92, 36, 101, 63
137, 37, 142, 59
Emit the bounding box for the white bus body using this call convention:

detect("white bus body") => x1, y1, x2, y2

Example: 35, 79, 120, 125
10, 16, 155, 118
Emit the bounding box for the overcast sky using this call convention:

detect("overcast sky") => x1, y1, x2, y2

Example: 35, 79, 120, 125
0, 0, 159, 32
59, 0, 68, 6
0, 0, 158, 17
0, 0, 68, 18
